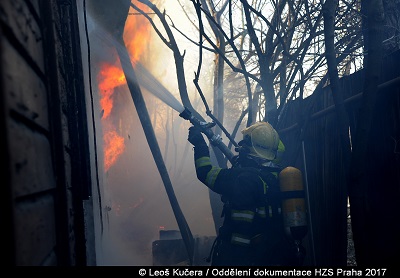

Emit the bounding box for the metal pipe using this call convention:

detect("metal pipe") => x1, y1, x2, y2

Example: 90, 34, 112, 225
302, 139, 317, 265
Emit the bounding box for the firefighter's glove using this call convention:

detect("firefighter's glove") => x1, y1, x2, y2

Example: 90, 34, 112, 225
188, 126, 206, 147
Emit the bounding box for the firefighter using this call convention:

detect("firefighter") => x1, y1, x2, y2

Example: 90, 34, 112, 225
187, 121, 297, 266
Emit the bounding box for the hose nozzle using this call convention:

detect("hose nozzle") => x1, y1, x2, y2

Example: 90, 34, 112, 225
179, 107, 192, 121
179, 107, 216, 129
179, 106, 234, 163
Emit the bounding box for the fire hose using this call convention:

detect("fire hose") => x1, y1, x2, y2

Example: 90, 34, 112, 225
179, 107, 235, 164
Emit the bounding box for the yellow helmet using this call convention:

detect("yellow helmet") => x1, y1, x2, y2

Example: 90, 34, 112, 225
273, 139, 286, 164
241, 122, 280, 161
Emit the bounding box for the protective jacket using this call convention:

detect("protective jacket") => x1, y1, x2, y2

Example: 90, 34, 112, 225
192, 143, 295, 266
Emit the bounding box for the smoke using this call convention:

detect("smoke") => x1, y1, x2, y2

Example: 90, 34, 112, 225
78, 0, 216, 266
95, 83, 215, 265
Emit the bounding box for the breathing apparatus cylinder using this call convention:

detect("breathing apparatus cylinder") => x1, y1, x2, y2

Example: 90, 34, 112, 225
279, 166, 308, 241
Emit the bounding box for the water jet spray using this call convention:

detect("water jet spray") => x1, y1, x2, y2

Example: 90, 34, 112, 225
133, 61, 185, 113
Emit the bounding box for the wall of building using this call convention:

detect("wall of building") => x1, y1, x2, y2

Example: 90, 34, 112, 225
1, 0, 94, 266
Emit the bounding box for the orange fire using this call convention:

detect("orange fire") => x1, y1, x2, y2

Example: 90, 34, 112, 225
98, 1, 152, 172
103, 129, 125, 171
124, 4, 152, 62
98, 63, 126, 120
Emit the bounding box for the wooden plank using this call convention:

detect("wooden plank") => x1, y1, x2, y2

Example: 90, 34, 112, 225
1, 39, 49, 130
14, 194, 56, 266
8, 119, 56, 198
42, 250, 57, 266
0, 0, 45, 73
29, 1, 41, 18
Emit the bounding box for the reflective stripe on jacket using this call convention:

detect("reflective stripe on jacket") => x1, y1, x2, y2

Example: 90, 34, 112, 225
192, 143, 282, 247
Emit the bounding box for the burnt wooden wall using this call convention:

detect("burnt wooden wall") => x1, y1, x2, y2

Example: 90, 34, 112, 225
1, 0, 93, 266
278, 50, 400, 266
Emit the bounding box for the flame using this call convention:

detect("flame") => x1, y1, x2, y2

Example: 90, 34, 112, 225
98, 61, 126, 172
124, 3, 152, 62
104, 130, 125, 171
98, 1, 152, 172
98, 63, 126, 119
